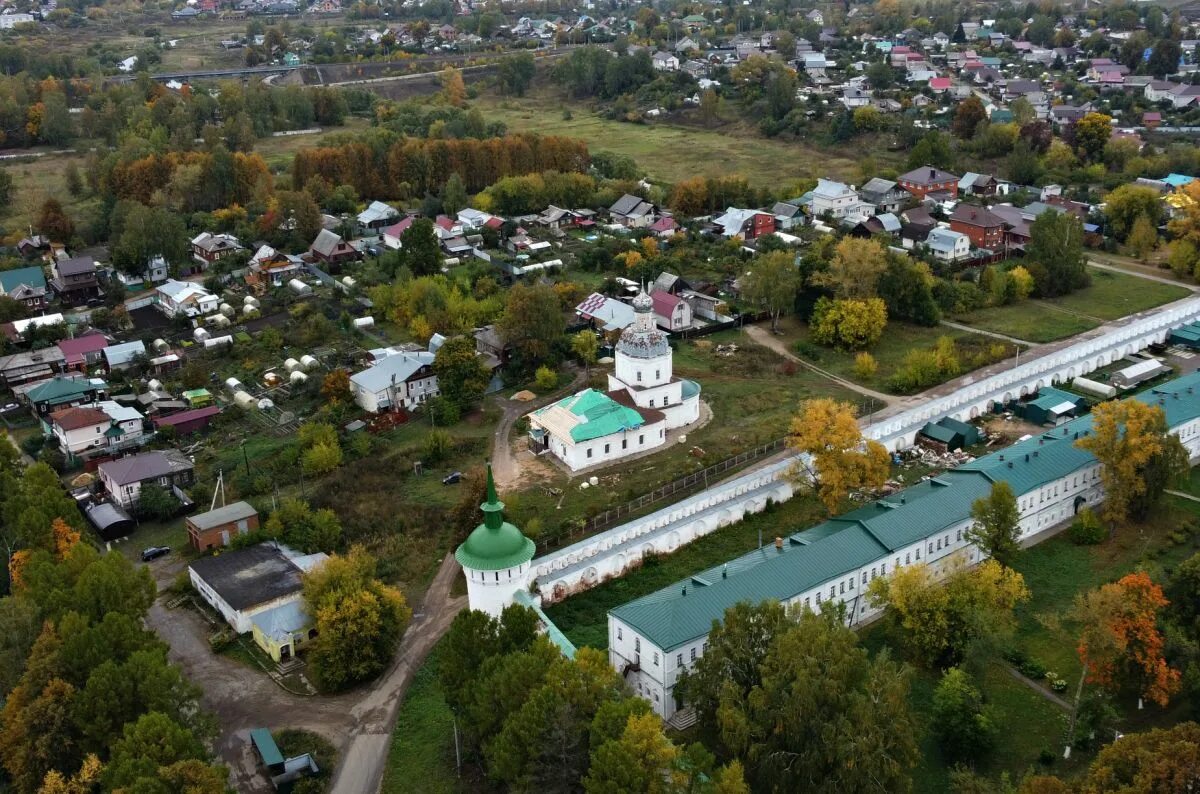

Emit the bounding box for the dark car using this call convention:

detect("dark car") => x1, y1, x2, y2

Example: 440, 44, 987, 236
141, 546, 171, 562
442, 471, 462, 485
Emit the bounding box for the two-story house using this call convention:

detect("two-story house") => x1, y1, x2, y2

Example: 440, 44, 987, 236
897, 166, 960, 200
245, 245, 304, 294
356, 201, 401, 236
48, 401, 145, 460
809, 179, 871, 223
926, 227, 971, 263
858, 178, 908, 214
24, 374, 107, 416
609, 194, 657, 228
348, 350, 439, 413
156, 280, 218, 318
713, 207, 776, 239
308, 229, 360, 267
49, 256, 100, 304
650, 291, 693, 331
949, 204, 1006, 250
57, 332, 109, 372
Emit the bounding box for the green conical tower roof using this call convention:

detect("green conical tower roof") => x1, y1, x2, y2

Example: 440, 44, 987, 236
455, 464, 536, 572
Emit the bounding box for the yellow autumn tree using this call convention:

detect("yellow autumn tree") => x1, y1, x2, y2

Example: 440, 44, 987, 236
1075, 400, 1178, 527
441, 67, 467, 107
788, 398, 890, 512
38, 754, 102, 794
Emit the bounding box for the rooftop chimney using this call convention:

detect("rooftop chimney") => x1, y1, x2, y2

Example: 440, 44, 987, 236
682, 585, 687, 596
775, 536, 784, 551
1007, 460, 1014, 468
929, 168, 936, 178
722, 564, 728, 579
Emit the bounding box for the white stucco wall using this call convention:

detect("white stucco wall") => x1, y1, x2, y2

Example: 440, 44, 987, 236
863, 296, 1200, 452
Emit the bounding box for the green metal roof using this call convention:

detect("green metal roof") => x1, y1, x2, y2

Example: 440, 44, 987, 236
535, 389, 645, 443
920, 422, 960, 444
0, 266, 46, 294
610, 370, 1200, 651
26, 376, 92, 403
250, 728, 284, 768
182, 388, 211, 400
455, 465, 535, 571
1027, 386, 1086, 412
937, 417, 982, 445
515, 591, 576, 659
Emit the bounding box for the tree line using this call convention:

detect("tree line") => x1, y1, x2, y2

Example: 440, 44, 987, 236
291, 132, 590, 199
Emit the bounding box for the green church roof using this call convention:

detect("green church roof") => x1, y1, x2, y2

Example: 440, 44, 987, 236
455, 465, 535, 571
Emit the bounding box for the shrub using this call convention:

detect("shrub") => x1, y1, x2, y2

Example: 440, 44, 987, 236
1019, 658, 1047, 679
852, 351, 878, 379
19, 434, 44, 456
428, 396, 461, 426
534, 365, 558, 391
793, 340, 823, 361
1069, 507, 1105, 545
1038, 749, 1057, 766
422, 429, 452, 463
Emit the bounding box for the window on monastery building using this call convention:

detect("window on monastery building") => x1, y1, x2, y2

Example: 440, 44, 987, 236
677, 654, 683, 667
587, 448, 593, 458
637, 371, 642, 382
604, 443, 610, 453
622, 440, 628, 449
635, 638, 640, 652
617, 627, 623, 641
905, 553, 911, 564
650, 399, 655, 407
690, 648, 697, 661
862, 572, 868, 584
653, 652, 659, 666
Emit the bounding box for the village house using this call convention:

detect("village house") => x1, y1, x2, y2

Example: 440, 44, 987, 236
57, 332, 109, 373
102, 340, 148, 372
49, 256, 100, 304
898, 166, 960, 200
186, 501, 260, 551
858, 178, 908, 214
926, 227, 971, 263
713, 208, 776, 239
0, 266, 48, 312
245, 245, 305, 293
809, 179, 871, 223
349, 349, 438, 413
949, 204, 1007, 250
609, 194, 657, 228
356, 200, 401, 236
23, 374, 106, 416
0, 346, 66, 388
156, 280, 218, 318
47, 401, 145, 460
308, 229, 360, 267
650, 290, 693, 331
98, 449, 195, 509
191, 232, 245, 269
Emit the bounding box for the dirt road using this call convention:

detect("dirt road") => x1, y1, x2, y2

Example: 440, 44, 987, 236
490, 367, 586, 491
742, 324, 894, 406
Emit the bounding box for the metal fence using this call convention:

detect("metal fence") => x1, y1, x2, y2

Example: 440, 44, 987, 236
538, 437, 788, 550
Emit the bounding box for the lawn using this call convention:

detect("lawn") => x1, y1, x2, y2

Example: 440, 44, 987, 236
382, 641, 472, 794
502, 332, 880, 553
956, 267, 1192, 343
772, 316, 1020, 395
1008, 496, 1200, 683
109, 517, 191, 562
471, 90, 871, 186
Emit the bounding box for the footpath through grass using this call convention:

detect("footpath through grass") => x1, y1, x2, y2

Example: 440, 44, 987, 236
956, 267, 1192, 343
772, 316, 1020, 395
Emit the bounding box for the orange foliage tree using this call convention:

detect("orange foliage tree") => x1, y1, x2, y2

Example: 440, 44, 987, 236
1073, 572, 1181, 707
8, 518, 80, 591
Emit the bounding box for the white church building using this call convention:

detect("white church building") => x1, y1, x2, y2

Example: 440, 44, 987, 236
527, 289, 701, 471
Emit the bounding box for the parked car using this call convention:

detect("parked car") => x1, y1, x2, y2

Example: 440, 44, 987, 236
141, 546, 171, 562
442, 471, 462, 485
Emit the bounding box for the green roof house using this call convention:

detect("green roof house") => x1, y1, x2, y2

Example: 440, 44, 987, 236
1017, 386, 1088, 426
455, 465, 536, 617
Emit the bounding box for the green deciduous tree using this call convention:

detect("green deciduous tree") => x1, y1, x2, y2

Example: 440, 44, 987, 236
1105, 184, 1164, 241
497, 282, 565, 371
434, 334, 492, 410
1026, 209, 1089, 298
741, 250, 800, 332
716, 608, 919, 792
263, 499, 342, 554
302, 546, 411, 690
966, 481, 1022, 567
931, 667, 997, 762
498, 52, 536, 96
400, 218, 442, 277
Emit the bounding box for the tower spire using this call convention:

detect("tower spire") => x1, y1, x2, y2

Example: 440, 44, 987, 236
481, 462, 505, 530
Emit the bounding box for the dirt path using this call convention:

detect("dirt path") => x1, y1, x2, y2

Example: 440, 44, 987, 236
1088, 257, 1199, 289
940, 318, 1036, 347
742, 324, 894, 406
491, 367, 586, 491
1003, 665, 1073, 711
328, 552, 466, 794
147, 600, 360, 793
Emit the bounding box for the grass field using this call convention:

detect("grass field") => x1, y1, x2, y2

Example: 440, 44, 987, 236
772, 316, 1020, 395
472, 91, 872, 186
957, 268, 1192, 343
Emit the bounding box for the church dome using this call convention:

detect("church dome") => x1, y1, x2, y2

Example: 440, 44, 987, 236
632, 289, 654, 312
455, 466, 536, 572
618, 288, 671, 359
